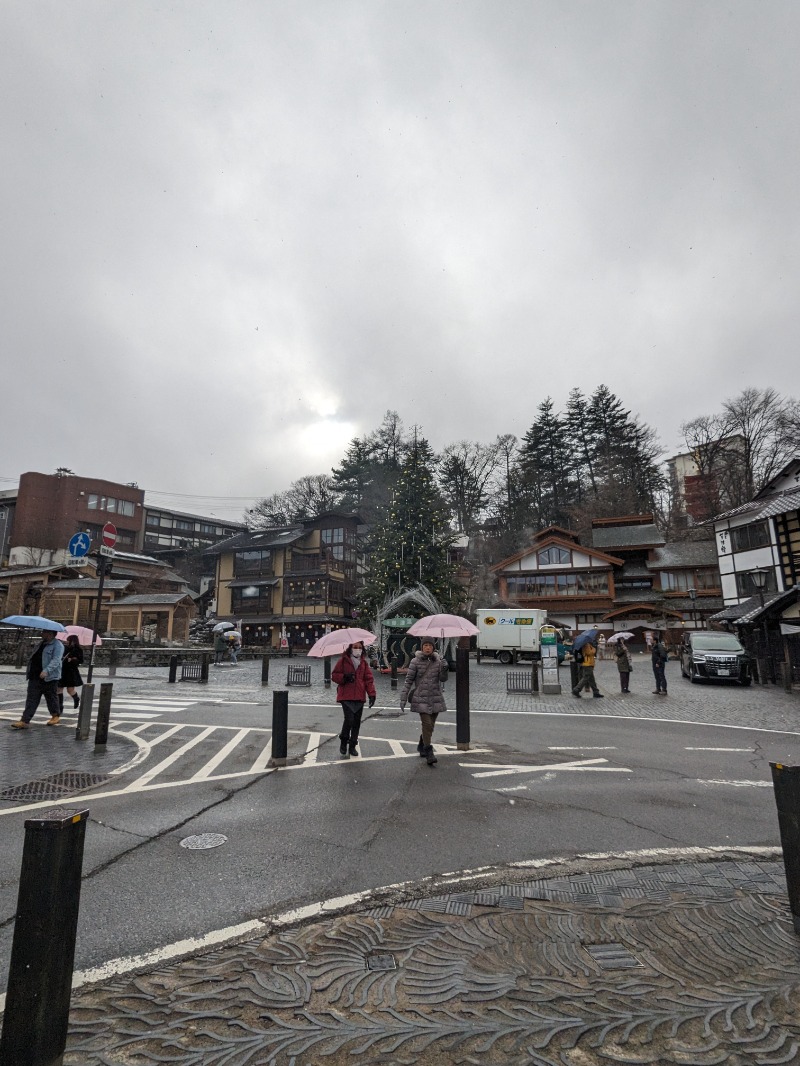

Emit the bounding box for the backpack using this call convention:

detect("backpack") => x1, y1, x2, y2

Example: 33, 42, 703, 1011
574, 647, 584, 666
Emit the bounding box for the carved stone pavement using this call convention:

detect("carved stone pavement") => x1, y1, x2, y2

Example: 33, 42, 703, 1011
64, 857, 800, 1065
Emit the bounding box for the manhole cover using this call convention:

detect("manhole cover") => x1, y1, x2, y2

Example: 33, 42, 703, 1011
0, 771, 112, 803
366, 953, 397, 971
179, 833, 228, 850
584, 942, 641, 969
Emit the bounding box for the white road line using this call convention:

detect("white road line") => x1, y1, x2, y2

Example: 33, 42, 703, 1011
697, 779, 771, 788
464, 757, 630, 779
548, 746, 617, 750
125, 727, 217, 789
304, 732, 321, 765
190, 729, 250, 780
686, 747, 753, 752
497, 785, 528, 792
388, 740, 408, 756
249, 737, 275, 773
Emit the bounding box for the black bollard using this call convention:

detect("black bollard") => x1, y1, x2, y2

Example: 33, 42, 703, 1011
108, 648, 118, 678
168, 655, 178, 683
94, 683, 113, 747
324, 657, 331, 688
75, 684, 94, 741
0, 807, 90, 1066
531, 658, 539, 693
200, 654, 210, 684
455, 646, 470, 751
261, 653, 270, 686
770, 762, 800, 934
391, 657, 398, 690
270, 690, 289, 766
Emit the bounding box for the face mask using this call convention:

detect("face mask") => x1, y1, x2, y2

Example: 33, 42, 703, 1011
351, 649, 362, 659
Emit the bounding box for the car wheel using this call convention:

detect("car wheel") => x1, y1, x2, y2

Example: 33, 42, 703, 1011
497, 651, 513, 665
740, 677, 752, 687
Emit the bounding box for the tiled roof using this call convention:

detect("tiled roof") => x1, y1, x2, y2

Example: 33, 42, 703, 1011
647, 541, 718, 569
712, 488, 800, 523
708, 587, 794, 624
109, 594, 192, 606
592, 524, 665, 549
204, 526, 305, 554
45, 579, 131, 591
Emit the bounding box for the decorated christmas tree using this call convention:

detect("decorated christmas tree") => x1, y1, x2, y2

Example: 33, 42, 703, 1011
359, 434, 459, 621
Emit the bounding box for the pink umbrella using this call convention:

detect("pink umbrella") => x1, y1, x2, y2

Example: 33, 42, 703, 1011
406, 614, 479, 639
56, 625, 103, 647
307, 627, 377, 657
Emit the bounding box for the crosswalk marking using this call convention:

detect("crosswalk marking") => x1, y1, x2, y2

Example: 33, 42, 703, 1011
304, 732, 321, 764
250, 737, 276, 773
127, 727, 217, 789
463, 757, 631, 779
191, 729, 250, 781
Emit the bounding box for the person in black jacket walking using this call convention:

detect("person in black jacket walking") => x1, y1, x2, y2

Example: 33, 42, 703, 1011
651, 632, 669, 695
56, 634, 84, 720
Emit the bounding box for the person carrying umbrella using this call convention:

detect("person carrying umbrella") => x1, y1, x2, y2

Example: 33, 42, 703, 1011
571, 636, 604, 699
57, 633, 84, 718
214, 629, 228, 665
11, 628, 65, 729
332, 642, 376, 758
400, 638, 449, 765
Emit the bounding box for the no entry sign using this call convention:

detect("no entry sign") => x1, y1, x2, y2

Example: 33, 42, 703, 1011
101, 522, 118, 548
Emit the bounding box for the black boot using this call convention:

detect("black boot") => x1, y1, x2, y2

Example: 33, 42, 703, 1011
339, 738, 349, 757
349, 743, 358, 757
58, 692, 64, 714
73, 692, 80, 708
417, 734, 425, 756
425, 745, 437, 766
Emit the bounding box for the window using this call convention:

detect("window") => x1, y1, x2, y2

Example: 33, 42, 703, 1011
283, 578, 327, 607
735, 568, 778, 598
234, 550, 272, 576
106, 497, 117, 512
119, 500, 136, 517
660, 569, 720, 592
87, 494, 99, 509
506, 571, 609, 597
730, 522, 770, 553
176, 519, 194, 531
537, 546, 571, 566
232, 586, 272, 614
146, 514, 161, 528
200, 523, 215, 534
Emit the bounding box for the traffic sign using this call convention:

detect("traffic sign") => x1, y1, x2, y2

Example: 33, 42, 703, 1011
68, 532, 91, 558
99, 544, 116, 558
102, 523, 118, 548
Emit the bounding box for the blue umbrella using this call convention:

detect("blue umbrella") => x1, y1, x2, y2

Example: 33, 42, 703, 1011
572, 628, 599, 652
1, 615, 66, 632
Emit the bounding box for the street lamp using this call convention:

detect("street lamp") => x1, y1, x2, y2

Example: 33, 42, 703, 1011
749, 567, 772, 683
688, 587, 697, 630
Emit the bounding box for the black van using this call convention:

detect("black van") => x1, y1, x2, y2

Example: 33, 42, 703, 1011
680, 631, 752, 686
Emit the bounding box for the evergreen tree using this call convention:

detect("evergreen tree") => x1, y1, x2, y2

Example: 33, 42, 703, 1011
516, 398, 572, 528
359, 434, 459, 621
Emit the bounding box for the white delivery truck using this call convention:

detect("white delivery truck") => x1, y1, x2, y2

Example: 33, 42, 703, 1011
476, 608, 548, 664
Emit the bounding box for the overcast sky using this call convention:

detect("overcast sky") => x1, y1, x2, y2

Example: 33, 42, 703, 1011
2, 1, 799, 519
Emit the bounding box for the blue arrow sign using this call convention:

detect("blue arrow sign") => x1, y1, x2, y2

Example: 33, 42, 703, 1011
68, 531, 91, 558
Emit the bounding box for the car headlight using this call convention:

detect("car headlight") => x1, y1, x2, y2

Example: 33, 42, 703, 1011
692, 655, 706, 663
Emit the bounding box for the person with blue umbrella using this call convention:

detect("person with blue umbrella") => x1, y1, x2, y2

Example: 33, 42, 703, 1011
570, 629, 604, 699
10, 625, 65, 728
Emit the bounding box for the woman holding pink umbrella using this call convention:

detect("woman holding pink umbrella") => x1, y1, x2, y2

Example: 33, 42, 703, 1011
55, 634, 84, 720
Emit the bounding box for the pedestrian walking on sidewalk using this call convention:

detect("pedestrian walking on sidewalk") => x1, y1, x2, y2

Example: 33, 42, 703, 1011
613, 638, 632, 693
227, 631, 242, 665
332, 642, 376, 758
11, 629, 64, 729
400, 638, 449, 765
57, 634, 84, 719
571, 638, 604, 698
651, 632, 669, 695
214, 630, 227, 664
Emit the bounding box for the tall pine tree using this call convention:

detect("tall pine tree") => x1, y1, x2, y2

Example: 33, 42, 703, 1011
359, 434, 459, 621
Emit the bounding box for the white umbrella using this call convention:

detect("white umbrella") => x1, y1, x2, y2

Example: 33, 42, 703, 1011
307, 628, 377, 657
606, 632, 635, 644
212, 621, 235, 633
407, 614, 479, 639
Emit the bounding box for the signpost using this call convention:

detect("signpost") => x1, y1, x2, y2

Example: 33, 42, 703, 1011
540, 625, 562, 695
68, 531, 91, 560
86, 524, 116, 684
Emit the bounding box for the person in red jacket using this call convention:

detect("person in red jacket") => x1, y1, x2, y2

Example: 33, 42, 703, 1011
331, 642, 376, 758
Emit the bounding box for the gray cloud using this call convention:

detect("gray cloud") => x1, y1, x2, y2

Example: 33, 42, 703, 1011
2, 1, 799, 518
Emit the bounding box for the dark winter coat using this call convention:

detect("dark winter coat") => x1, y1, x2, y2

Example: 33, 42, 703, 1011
60, 644, 84, 688
332, 653, 376, 704
400, 650, 448, 716
614, 644, 632, 673
651, 640, 669, 666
